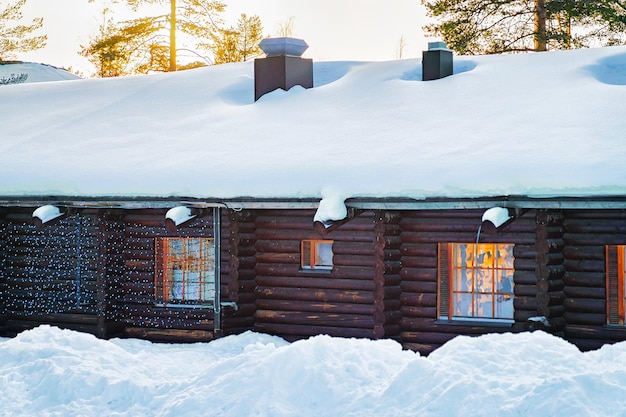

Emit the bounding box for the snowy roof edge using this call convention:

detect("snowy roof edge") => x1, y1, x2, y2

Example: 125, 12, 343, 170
2, 195, 626, 210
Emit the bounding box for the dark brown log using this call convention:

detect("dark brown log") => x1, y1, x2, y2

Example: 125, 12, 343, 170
402, 342, 438, 355
254, 322, 375, 339
514, 309, 537, 322
514, 283, 537, 297
563, 245, 605, 261
400, 256, 437, 269
564, 233, 626, 246
534, 238, 565, 254
123, 327, 215, 342
562, 221, 626, 235
536, 252, 564, 266
400, 244, 437, 258
536, 226, 564, 241
564, 286, 605, 299
255, 299, 374, 315
400, 305, 437, 319
563, 311, 606, 326
515, 271, 537, 285
536, 210, 564, 226
401, 280, 437, 294
563, 259, 605, 273
564, 271, 606, 288
399, 292, 437, 307
255, 309, 375, 328
536, 290, 565, 308
564, 297, 606, 314
514, 257, 537, 271
255, 275, 374, 291
399, 267, 437, 281
535, 264, 565, 280
255, 228, 374, 242
514, 296, 538, 311
255, 286, 374, 304
565, 324, 626, 345
537, 278, 565, 292
254, 263, 375, 280
512, 244, 537, 259
400, 331, 473, 345
537, 304, 565, 318
564, 210, 626, 220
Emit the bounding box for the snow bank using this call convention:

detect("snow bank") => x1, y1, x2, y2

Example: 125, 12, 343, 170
0, 62, 80, 84
2, 326, 626, 416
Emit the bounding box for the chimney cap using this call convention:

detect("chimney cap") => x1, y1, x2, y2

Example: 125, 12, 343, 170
428, 41, 450, 51
259, 37, 309, 57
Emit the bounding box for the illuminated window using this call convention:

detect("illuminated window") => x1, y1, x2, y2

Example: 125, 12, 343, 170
606, 245, 625, 325
301, 240, 334, 270
155, 237, 215, 305
438, 243, 515, 320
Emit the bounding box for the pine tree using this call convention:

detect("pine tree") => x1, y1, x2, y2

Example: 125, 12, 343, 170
0, 0, 47, 60
211, 13, 263, 64
85, 0, 226, 73
422, 0, 626, 54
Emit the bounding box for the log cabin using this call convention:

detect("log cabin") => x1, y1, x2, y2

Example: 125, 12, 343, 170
1, 40, 625, 354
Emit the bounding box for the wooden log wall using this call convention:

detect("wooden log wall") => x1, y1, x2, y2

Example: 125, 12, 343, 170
222, 209, 257, 334
253, 209, 386, 341
535, 210, 566, 334
373, 211, 402, 339
399, 209, 537, 355
116, 208, 233, 342
0, 208, 8, 330
96, 210, 126, 338
0, 208, 101, 336
562, 209, 626, 351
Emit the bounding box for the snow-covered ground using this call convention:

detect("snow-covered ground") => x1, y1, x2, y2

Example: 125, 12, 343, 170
1, 47, 625, 201
0, 62, 80, 84
1, 326, 626, 416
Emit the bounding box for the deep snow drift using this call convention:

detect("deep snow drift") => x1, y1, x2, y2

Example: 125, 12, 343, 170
0, 62, 80, 84
1, 47, 625, 200
2, 326, 626, 417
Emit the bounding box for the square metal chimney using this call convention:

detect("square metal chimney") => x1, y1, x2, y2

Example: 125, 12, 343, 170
254, 37, 313, 101
422, 41, 453, 81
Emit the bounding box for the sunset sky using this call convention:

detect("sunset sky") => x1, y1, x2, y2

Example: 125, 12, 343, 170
17, 0, 430, 76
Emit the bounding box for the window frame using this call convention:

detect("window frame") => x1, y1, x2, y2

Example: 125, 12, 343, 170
438, 242, 515, 323
301, 239, 334, 271
606, 245, 625, 325
154, 237, 216, 308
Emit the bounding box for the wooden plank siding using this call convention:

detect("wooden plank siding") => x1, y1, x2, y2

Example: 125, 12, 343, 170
399, 209, 537, 354
562, 210, 626, 351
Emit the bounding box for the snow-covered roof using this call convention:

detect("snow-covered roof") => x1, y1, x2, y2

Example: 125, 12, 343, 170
0, 62, 80, 84
1, 47, 625, 204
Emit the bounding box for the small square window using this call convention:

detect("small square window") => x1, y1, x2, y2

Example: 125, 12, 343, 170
155, 237, 215, 305
301, 240, 334, 270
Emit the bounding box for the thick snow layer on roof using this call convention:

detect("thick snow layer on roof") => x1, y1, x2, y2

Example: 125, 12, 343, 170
1, 47, 625, 200
0, 62, 80, 83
